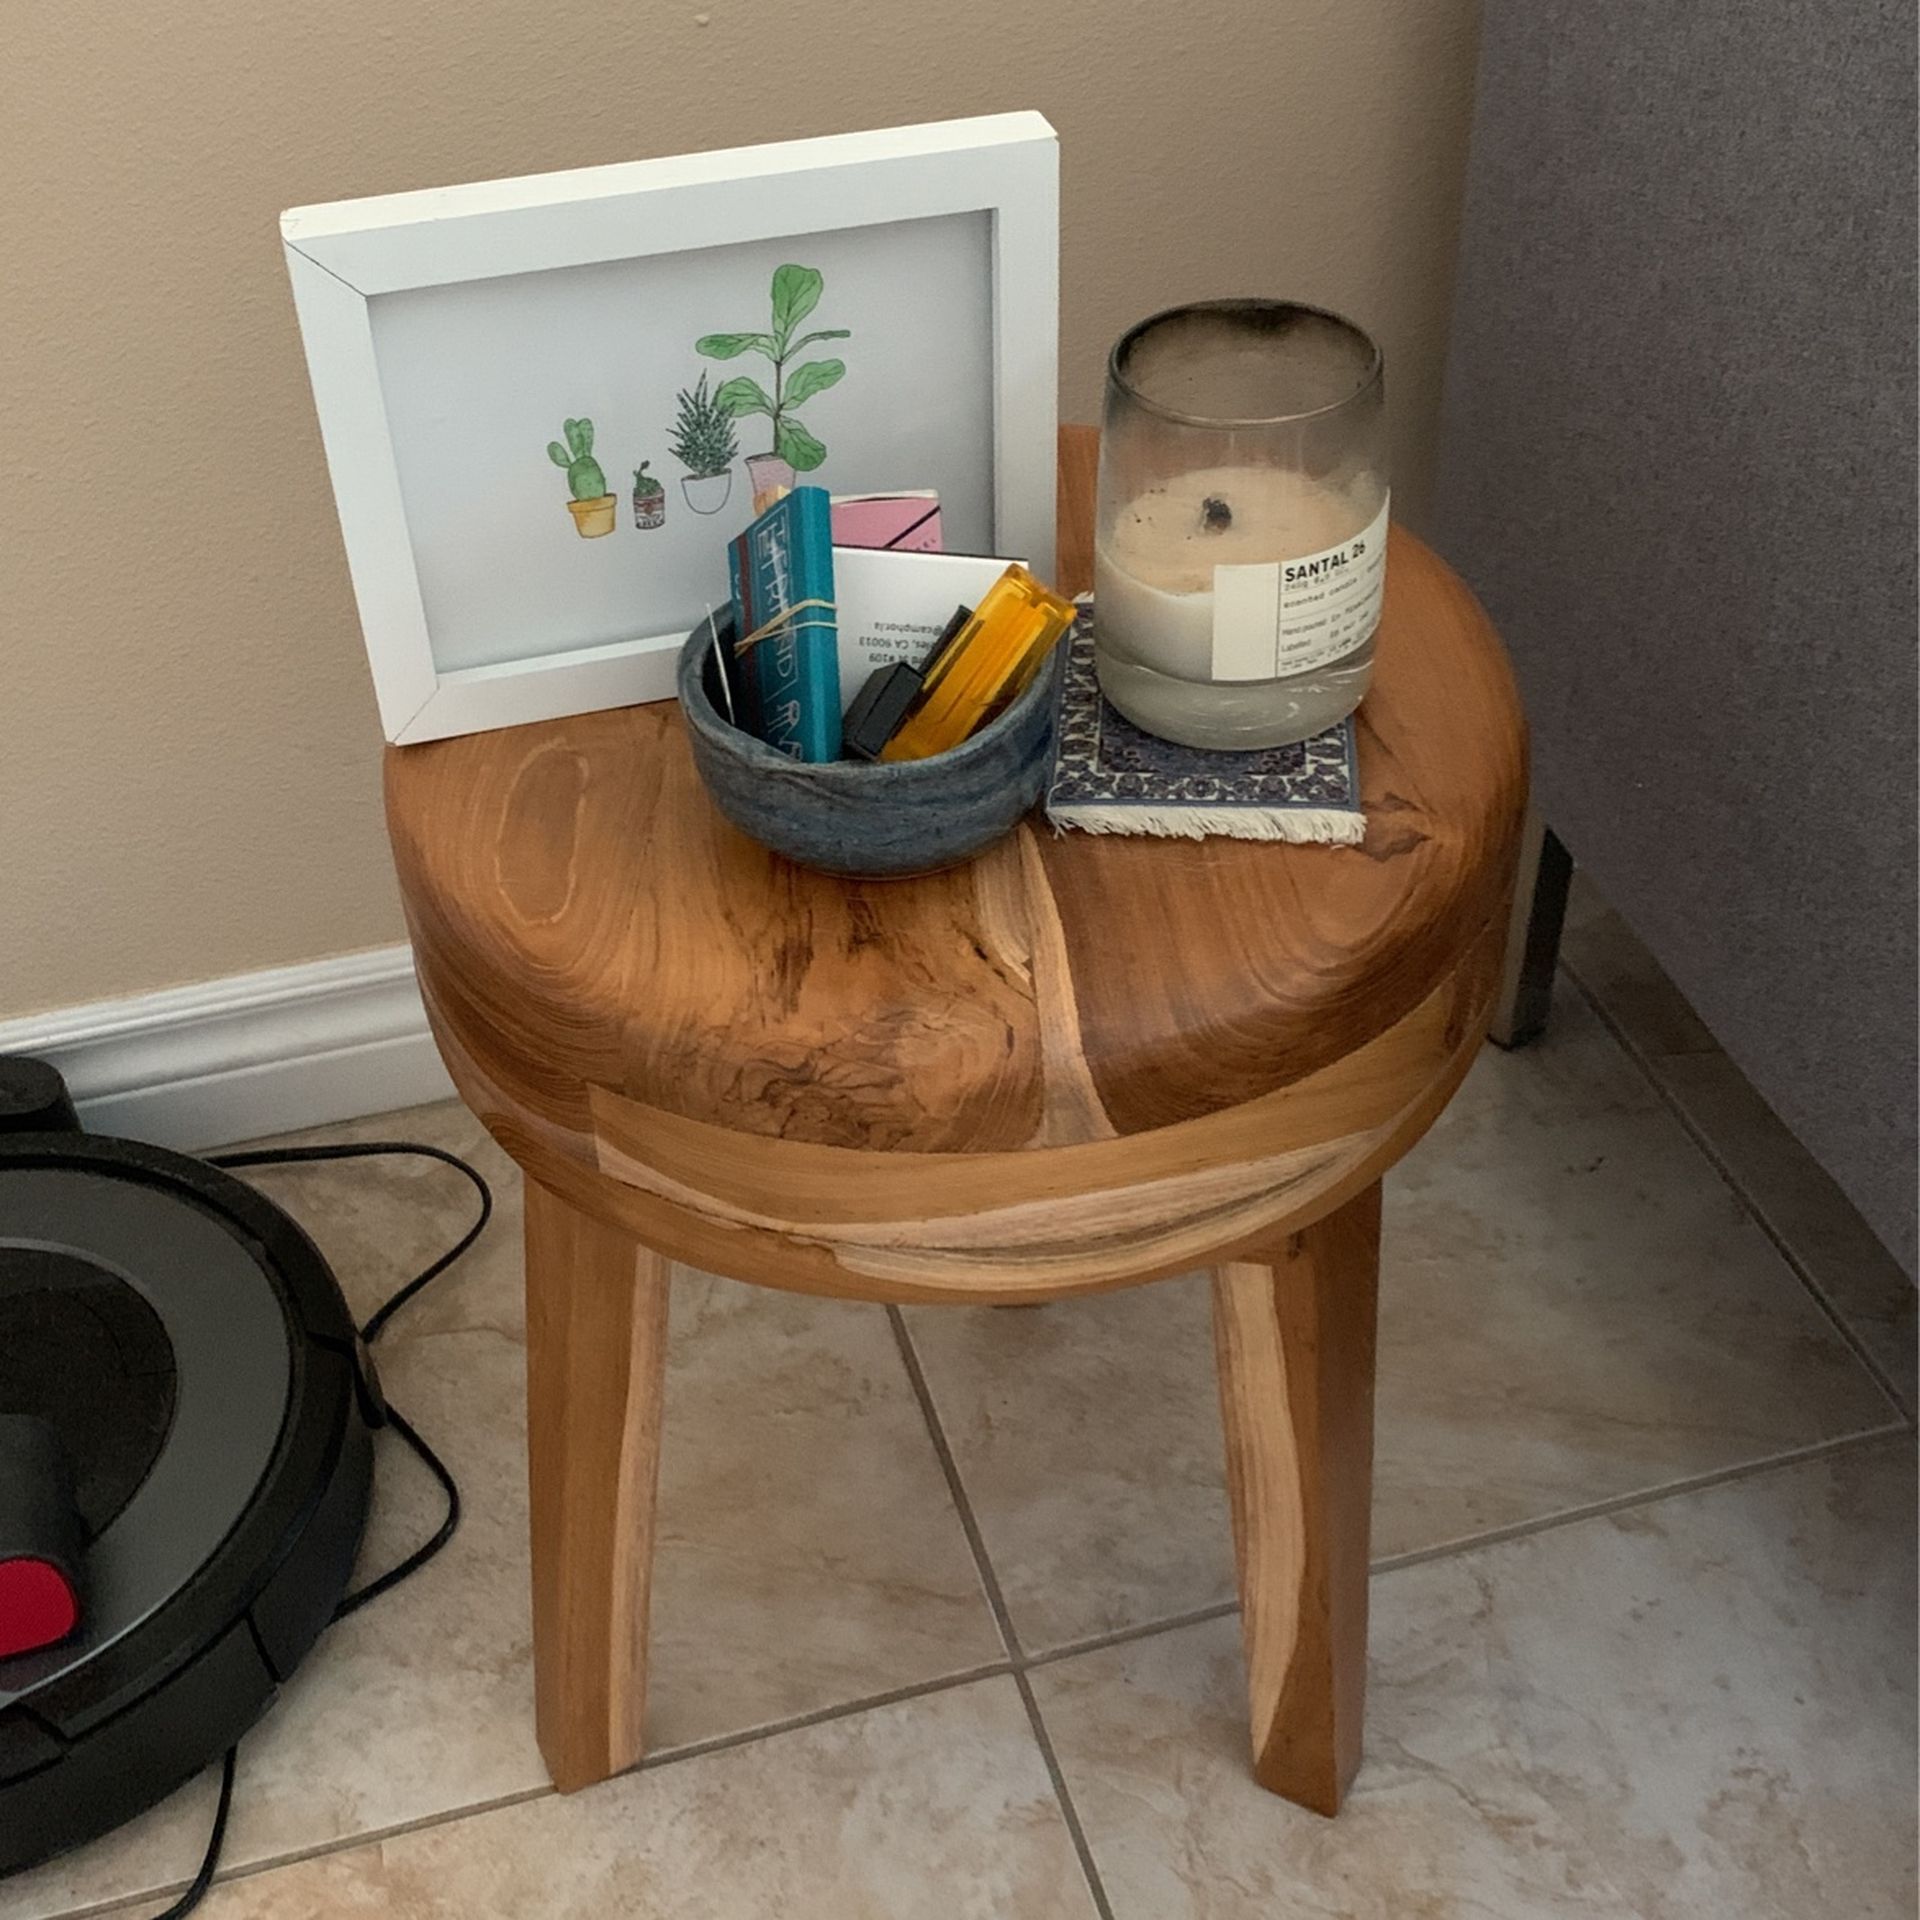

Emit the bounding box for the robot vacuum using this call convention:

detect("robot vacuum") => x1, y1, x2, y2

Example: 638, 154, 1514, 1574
0, 1060, 375, 1875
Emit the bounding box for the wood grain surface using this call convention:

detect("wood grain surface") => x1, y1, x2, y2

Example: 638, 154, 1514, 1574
389, 428, 1524, 1815
386, 424, 1525, 1301
524, 1181, 669, 1791
1212, 1185, 1381, 1815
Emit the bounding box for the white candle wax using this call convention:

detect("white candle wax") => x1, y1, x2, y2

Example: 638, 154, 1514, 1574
1094, 464, 1383, 749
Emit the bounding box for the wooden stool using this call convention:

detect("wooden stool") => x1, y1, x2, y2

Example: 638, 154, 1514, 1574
384, 427, 1526, 1817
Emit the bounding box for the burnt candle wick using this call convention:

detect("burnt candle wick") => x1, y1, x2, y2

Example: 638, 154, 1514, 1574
1201, 495, 1233, 532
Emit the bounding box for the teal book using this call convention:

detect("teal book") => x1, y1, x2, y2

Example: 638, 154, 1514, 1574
727, 487, 841, 762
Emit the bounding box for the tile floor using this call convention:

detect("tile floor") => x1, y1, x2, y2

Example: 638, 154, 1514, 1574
4, 888, 1912, 1918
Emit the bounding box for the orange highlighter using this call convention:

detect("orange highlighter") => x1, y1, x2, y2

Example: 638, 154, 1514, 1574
879, 565, 1075, 763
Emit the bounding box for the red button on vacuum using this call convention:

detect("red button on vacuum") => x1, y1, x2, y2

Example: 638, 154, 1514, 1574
0, 1558, 80, 1659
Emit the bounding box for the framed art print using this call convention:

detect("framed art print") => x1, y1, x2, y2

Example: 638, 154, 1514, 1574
282, 113, 1059, 744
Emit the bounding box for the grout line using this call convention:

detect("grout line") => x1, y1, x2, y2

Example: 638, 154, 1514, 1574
1011, 1666, 1118, 1920
79, 1376, 1907, 1920
83, 1780, 559, 1920
80, 1035, 1907, 1920
84, 1666, 1035, 1920
884, 1304, 1029, 1665
68, 1299, 1076, 1920
1025, 1598, 1242, 1673
884, 1305, 1115, 1920
635, 1658, 1016, 1772
1560, 959, 1914, 1425
1021, 1424, 1913, 1677
1368, 1422, 1912, 1579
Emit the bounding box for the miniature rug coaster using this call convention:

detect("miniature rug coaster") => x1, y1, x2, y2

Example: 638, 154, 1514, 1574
1044, 606, 1366, 844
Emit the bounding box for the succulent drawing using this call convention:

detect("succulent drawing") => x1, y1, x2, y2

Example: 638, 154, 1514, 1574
668, 374, 740, 479
669, 376, 739, 515
695, 264, 849, 473
632, 459, 666, 529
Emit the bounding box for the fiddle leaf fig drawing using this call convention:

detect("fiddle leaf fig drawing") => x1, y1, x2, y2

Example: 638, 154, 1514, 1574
696, 264, 850, 473
772, 261, 821, 335
698, 333, 777, 362
711, 374, 774, 418
783, 358, 845, 407
774, 416, 827, 472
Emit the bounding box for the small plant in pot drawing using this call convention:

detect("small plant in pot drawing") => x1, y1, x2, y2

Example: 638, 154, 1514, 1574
697, 264, 849, 503
669, 374, 740, 515
632, 460, 666, 530
548, 417, 615, 538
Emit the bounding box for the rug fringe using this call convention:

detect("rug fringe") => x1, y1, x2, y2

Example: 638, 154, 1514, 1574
1046, 806, 1366, 846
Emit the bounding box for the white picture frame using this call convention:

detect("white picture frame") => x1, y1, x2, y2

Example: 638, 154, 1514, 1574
282, 113, 1059, 745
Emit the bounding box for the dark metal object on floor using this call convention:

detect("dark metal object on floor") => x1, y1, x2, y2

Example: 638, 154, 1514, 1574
1489, 824, 1573, 1050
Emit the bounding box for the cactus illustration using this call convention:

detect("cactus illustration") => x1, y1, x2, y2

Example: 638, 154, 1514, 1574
547, 417, 608, 501
548, 416, 615, 537
632, 459, 666, 530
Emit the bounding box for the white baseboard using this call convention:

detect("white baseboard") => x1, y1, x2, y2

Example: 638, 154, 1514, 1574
0, 946, 455, 1149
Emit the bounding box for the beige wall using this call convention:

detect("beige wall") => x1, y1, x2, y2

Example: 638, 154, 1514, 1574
1, 0, 1480, 1017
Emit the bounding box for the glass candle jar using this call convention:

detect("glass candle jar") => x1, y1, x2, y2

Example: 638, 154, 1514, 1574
1093, 301, 1389, 750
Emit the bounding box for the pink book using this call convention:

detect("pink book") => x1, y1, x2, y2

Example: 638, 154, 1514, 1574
830, 491, 943, 552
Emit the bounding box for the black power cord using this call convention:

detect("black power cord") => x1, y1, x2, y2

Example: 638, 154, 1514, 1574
144, 1140, 493, 1919
146, 1750, 233, 1920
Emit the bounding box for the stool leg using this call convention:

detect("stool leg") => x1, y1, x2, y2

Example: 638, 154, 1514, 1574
523, 1178, 671, 1793
1209, 1181, 1381, 1816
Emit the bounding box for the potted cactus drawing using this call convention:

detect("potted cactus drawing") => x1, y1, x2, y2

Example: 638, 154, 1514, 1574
697, 264, 850, 494
547, 417, 615, 538
632, 460, 666, 530
668, 374, 739, 515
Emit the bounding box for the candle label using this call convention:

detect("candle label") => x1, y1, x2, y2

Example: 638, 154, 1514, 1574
1210, 494, 1390, 682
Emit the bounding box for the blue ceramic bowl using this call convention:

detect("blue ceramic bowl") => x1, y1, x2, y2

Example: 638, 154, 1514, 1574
678, 612, 1060, 878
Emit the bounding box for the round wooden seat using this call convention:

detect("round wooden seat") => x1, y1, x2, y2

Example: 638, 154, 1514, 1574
386, 439, 1524, 1304
381, 426, 1526, 1816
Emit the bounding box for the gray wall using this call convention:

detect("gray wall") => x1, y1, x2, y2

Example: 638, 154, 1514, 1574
1435, 0, 1918, 1270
